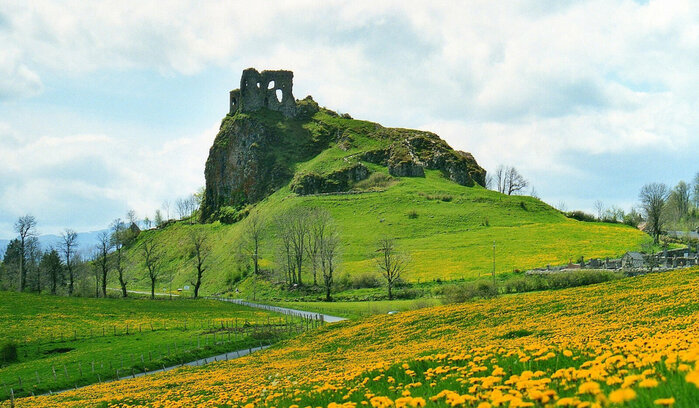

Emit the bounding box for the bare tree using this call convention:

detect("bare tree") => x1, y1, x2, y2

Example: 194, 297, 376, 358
90, 250, 101, 298
60, 229, 78, 296
127, 210, 137, 226
593, 200, 605, 220
110, 219, 129, 297
96, 231, 111, 297
189, 231, 209, 299
154, 210, 164, 227
504, 166, 528, 195
639, 183, 669, 244
495, 166, 528, 195
276, 214, 296, 286
320, 227, 340, 301
494, 166, 506, 194
142, 239, 162, 300
305, 209, 331, 286
287, 208, 309, 285
244, 213, 264, 277
14, 215, 37, 292
375, 237, 407, 300
162, 200, 171, 221
693, 172, 699, 209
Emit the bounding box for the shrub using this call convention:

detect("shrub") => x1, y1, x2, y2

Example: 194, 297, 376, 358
0, 342, 18, 365
393, 288, 423, 300
217, 206, 248, 224
354, 172, 395, 190
351, 273, 382, 289
442, 280, 498, 304
406, 210, 419, 219
566, 211, 597, 222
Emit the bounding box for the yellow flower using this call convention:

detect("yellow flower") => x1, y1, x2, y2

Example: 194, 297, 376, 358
608, 388, 636, 403
639, 378, 658, 388
577, 381, 601, 395
654, 397, 675, 406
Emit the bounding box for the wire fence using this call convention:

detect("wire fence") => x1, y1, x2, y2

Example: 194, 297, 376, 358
0, 314, 324, 403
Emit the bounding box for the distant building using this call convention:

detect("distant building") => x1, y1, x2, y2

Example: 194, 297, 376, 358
621, 252, 645, 270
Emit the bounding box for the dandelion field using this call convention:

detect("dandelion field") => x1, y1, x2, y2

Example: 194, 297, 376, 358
17, 267, 699, 407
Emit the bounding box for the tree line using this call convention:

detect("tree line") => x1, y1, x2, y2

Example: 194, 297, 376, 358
1, 206, 410, 302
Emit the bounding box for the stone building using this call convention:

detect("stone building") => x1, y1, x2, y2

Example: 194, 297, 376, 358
229, 68, 297, 117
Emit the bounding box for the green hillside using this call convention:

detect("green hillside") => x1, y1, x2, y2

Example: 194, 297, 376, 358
110, 108, 648, 298
0, 291, 296, 399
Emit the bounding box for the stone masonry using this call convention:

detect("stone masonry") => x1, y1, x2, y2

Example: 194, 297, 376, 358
229, 68, 297, 117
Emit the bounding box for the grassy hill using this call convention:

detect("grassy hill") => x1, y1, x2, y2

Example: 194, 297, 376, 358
106, 107, 649, 298
22, 267, 699, 407
115, 170, 647, 298
0, 292, 298, 399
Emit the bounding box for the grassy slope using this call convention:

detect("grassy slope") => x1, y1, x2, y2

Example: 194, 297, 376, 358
118, 168, 648, 296
0, 292, 293, 398
24, 267, 699, 407
110, 108, 649, 296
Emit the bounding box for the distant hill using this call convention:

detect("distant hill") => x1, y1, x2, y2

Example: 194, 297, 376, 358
0, 229, 108, 256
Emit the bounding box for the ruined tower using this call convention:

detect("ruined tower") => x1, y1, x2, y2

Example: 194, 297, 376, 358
229, 68, 297, 118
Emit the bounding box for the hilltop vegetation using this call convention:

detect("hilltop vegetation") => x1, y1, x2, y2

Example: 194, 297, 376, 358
22, 267, 699, 407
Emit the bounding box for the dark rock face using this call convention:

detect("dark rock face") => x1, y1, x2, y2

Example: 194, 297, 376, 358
290, 163, 370, 195
200, 115, 292, 221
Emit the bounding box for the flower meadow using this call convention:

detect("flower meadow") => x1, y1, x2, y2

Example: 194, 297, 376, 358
16, 267, 699, 407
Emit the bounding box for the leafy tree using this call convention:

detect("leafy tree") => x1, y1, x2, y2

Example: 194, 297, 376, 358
14, 215, 37, 291
668, 180, 691, 222
40, 249, 63, 295
375, 237, 407, 300
60, 229, 79, 296
639, 183, 669, 244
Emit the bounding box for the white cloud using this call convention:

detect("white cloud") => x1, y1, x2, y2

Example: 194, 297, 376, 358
0, 123, 214, 235
0, 0, 697, 233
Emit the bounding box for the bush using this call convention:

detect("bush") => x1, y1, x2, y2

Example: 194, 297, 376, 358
217, 206, 249, 224
351, 273, 382, 289
392, 288, 424, 300
406, 210, 419, 219
354, 172, 395, 190
566, 211, 597, 222
442, 280, 498, 304
0, 342, 18, 365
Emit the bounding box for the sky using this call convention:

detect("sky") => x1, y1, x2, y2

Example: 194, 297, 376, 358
0, 0, 697, 239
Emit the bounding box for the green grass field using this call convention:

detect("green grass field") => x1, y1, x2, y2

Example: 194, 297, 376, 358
0, 292, 305, 399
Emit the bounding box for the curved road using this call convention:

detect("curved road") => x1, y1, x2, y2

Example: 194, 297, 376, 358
213, 298, 347, 323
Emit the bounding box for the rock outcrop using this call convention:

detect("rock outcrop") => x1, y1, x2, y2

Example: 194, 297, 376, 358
201, 68, 487, 222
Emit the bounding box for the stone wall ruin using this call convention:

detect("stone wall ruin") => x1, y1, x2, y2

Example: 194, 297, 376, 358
229, 68, 297, 117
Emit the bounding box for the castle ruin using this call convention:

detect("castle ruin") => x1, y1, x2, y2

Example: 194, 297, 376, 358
229, 68, 297, 117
